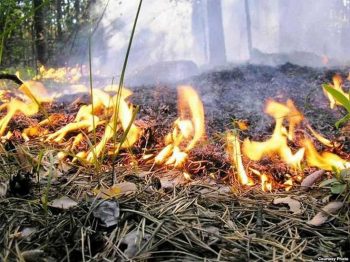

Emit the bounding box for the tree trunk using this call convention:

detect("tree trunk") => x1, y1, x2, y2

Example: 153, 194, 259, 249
33, 0, 47, 65
74, 0, 80, 21
192, 0, 207, 64
244, 0, 252, 58
206, 0, 226, 65
56, 0, 62, 40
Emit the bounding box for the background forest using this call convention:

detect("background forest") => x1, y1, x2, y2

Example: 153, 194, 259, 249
1, 0, 350, 76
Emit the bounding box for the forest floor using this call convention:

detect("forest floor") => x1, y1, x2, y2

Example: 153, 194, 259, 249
0, 63, 350, 261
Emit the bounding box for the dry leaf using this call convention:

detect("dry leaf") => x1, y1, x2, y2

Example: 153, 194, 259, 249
93, 182, 137, 199
0, 182, 8, 197
307, 201, 343, 226
273, 196, 302, 214
121, 231, 151, 258
21, 249, 45, 262
301, 170, 325, 189
93, 200, 120, 227
49, 196, 78, 210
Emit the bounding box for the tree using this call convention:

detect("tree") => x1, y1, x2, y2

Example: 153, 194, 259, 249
244, 0, 252, 58
33, 0, 47, 65
56, 0, 63, 40
191, 0, 207, 64
206, 0, 226, 65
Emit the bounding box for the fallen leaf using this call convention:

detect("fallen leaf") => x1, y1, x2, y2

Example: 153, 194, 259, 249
301, 170, 325, 189
202, 226, 220, 245
11, 227, 37, 240
307, 201, 344, 226
121, 230, 151, 258
0, 182, 8, 197
19, 227, 37, 240
93, 200, 120, 227
273, 196, 302, 214
330, 183, 347, 194
49, 196, 78, 210
92, 182, 137, 199
21, 249, 44, 262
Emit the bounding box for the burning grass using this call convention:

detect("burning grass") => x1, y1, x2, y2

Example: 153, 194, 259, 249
0, 64, 350, 260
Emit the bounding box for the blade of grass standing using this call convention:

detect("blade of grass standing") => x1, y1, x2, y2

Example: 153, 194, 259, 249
88, 33, 97, 158
111, 0, 143, 182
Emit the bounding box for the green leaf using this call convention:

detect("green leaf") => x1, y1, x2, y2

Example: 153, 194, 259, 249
335, 114, 350, 129
330, 183, 347, 194
323, 84, 350, 113
340, 169, 350, 181
319, 178, 338, 188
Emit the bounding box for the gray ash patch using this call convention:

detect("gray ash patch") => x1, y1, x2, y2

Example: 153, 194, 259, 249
131, 63, 349, 137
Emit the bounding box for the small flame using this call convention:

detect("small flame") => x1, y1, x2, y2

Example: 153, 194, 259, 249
260, 173, 273, 192
0, 81, 50, 136
284, 178, 293, 192
44, 87, 139, 162
226, 132, 253, 185
155, 86, 205, 168
242, 100, 304, 170
323, 74, 347, 109
34, 65, 82, 83
306, 124, 334, 147
302, 138, 350, 170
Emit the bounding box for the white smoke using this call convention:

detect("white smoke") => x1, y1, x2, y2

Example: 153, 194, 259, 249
90, 0, 350, 82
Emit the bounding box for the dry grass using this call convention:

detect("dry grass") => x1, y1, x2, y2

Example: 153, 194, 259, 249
0, 159, 349, 261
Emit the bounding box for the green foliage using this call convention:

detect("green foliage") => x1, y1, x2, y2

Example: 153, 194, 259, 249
0, 0, 92, 68
323, 84, 350, 128
319, 168, 350, 196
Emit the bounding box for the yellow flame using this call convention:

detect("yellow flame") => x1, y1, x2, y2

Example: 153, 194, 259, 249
155, 86, 205, 168
306, 124, 334, 147
85, 88, 140, 162
284, 178, 293, 192
243, 100, 304, 170
0, 81, 49, 136
260, 173, 273, 192
302, 138, 350, 170
323, 74, 347, 109
34, 65, 82, 83
226, 132, 253, 185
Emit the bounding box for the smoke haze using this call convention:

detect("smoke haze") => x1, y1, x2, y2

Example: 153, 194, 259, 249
89, 0, 350, 83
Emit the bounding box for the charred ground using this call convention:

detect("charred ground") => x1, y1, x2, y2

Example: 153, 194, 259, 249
0, 63, 349, 261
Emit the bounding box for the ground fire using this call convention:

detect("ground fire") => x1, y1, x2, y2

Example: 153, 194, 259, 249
0, 74, 349, 192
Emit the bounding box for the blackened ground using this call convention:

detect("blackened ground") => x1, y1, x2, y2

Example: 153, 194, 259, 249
131, 63, 350, 141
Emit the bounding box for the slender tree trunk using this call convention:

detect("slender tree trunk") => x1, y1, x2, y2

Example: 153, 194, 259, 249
192, 0, 207, 64
56, 0, 62, 40
244, 0, 252, 58
33, 0, 47, 65
74, 0, 80, 22
206, 0, 226, 65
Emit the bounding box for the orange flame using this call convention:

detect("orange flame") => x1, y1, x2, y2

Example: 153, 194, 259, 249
155, 86, 205, 168
86, 88, 140, 162
302, 139, 350, 170
34, 65, 82, 83
242, 99, 304, 170
323, 74, 347, 109
44, 87, 140, 162
226, 132, 254, 185
306, 124, 334, 147
0, 81, 51, 136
